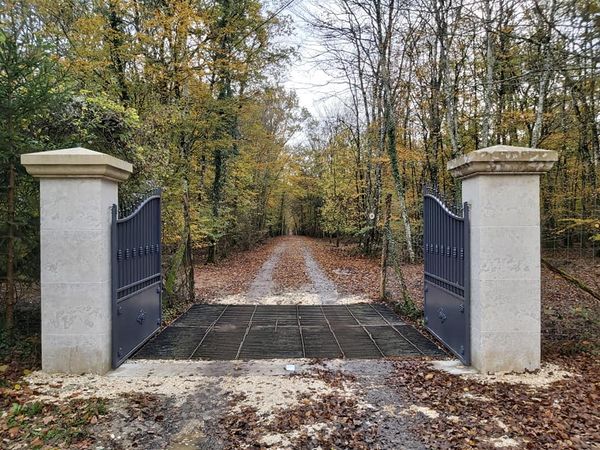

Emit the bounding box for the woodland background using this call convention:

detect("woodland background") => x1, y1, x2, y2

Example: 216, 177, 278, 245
1, 0, 599, 329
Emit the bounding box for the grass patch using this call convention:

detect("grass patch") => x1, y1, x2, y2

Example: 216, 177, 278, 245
1, 397, 108, 448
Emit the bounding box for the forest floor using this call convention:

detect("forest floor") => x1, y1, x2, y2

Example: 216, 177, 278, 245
1, 236, 599, 449
194, 235, 388, 305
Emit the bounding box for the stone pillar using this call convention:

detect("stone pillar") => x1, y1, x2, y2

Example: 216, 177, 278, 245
21, 148, 132, 374
447, 145, 558, 373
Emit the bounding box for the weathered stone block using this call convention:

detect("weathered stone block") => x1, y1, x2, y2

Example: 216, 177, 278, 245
22, 148, 132, 374
448, 145, 557, 374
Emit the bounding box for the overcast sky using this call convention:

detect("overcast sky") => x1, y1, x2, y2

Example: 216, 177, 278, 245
278, 0, 344, 144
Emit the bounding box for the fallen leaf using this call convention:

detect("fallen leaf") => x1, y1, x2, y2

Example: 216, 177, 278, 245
42, 415, 54, 425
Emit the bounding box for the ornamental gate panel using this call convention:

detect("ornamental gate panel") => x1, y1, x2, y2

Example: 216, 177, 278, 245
111, 189, 162, 368
423, 187, 470, 364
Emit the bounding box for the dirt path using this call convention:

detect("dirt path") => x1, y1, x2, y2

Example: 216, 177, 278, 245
21, 356, 584, 449
25, 359, 428, 450
205, 236, 367, 305
9, 237, 596, 449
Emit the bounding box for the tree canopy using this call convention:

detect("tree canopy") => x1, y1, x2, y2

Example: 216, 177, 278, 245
1, 0, 598, 327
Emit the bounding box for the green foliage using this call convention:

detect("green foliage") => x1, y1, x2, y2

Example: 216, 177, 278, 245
395, 297, 422, 322
1, 0, 302, 316
10, 402, 42, 417
558, 218, 600, 242
0, 1, 71, 325
5, 397, 108, 447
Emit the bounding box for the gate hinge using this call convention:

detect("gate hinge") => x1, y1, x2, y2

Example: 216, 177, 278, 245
459, 303, 465, 313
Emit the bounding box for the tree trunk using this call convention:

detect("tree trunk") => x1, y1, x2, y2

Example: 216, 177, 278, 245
531, 0, 556, 148
181, 178, 195, 300
481, 0, 495, 148
380, 194, 392, 300
382, 49, 415, 262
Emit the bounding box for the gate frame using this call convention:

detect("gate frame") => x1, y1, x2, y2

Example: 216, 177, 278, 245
111, 189, 162, 368
423, 186, 471, 364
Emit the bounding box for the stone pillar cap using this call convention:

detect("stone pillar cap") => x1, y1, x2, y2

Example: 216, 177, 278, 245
447, 145, 558, 179
21, 147, 133, 182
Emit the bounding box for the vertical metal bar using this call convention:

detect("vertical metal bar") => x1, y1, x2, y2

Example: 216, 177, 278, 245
152, 198, 156, 278
434, 199, 437, 278
439, 199, 443, 279
450, 213, 453, 288
133, 210, 137, 291
452, 211, 456, 287
454, 216, 458, 287
450, 214, 454, 288
463, 201, 471, 364
434, 197, 438, 277
130, 211, 135, 293
456, 218, 465, 288
442, 204, 446, 283
116, 219, 122, 299
131, 212, 135, 293
427, 196, 431, 273
131, 214, 135, 294
147, 199, 151, 282
456, 216, 460, 288
151, 198, 154, 279
145, 200, 149, 282
124, 220, 128, 297
142, 201, 147, 283
423, 197, 431, 272
442, 200, 446, 283
438, 198, 441, 278
111, 204, 118, 368
128, 215, 133, 296
423, 196, 427, 274
134, 210, 138, 292
143, 201, 147, 284
460, 216, 464, 287
135, 205, 140, 287
432, 196, 436, 277
136, 207, 140, 288
157, 193, 162, 327
437, 197, 440, 276
423, 194, 428, 322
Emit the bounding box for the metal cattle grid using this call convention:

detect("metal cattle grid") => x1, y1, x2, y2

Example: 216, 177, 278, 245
133, 304, 444, 360
111, 188, 162, 368
423, 186, 470, 364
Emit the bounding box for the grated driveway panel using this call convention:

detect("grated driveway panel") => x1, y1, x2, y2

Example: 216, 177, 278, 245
134, 304, 445, 360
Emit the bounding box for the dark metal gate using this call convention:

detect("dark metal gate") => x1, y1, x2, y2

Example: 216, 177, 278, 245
423, 186, 470, 364
111, 189, 162, 368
